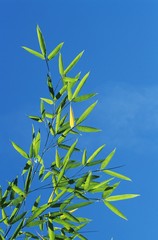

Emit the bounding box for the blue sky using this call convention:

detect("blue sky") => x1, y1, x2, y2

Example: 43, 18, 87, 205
0, 0, 158, 239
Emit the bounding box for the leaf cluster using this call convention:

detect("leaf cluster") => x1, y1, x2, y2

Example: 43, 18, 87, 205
0, 26, 139, 239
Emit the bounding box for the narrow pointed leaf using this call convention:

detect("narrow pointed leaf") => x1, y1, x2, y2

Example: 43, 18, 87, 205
11, 141, 29, 159
55, 149, 61, 168
40, 98, 53, 105
64, 51, 84, 74
48, 42, 64, 60
77, 126, 101, 132
106, 194, 140, 202
22, 47, 45, 59
11, 184, 26, 197
104, 201, 127, 220
73, 93, 96, 102
100, 148, 116, 170
66, 201, 93, 211
76, 101, 97, 125
70, 104, 75, 128
59, 53, 64, 76
82, 149, 87, 165
84, 172, 92, 191
48, 220, 55, 240
72, 72, 90, 99
87, 144, 105, 163
103, 170, 131, 181
36, 25, 46, 57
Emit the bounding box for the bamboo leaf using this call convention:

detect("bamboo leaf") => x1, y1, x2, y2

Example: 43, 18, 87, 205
73, 93, 96, 102
32, 195, 41, 212
70, 104, 75, 128
11, 184, 26, 197
63, 212, 80, 223
56, 107, 61, 133
104, 201, 127, 220
47, 75, 54, 98
11, 141, 29, 159
77, 125, 101, 132
76, 101, 97, 125
103, 170, 131, 181
63, 140, 78, 165
72, 72, 90, 99
2, 209, 8, 226
28, 115, 43, 122
22, 47, 45, 59
87, 144, 105, 163
106, 194, 140, 202
25, 204, 49, 225
102, 182, 120, 199
48, 220, 55, 240
9, 211, 27, 224
33, 131, 41, 157
64, 51, 84, 75
55, 148, 61, 168
100, 148, 116, 170
40, 98, 54, 105
36, 25, 46, 57
66, 201, 93, 211
24, 166, 32, 193
48, 42, 64, 60
84, 172, 92, 191
59, 53, 64, 77
82, 149, 87, 165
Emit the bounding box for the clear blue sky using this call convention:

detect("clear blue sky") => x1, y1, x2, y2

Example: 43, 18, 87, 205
0, 0, 158, 239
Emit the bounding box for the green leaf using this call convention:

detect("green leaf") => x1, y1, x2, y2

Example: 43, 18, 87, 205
64, 51, 84, 75
73, 93, 96, 102
55, 149, 61, 168
76, 101, 97, 125
47, 75, 54, 99
89, 178, 114, 191
24, 166, 32, 193
84, 172, 92, 191
32, 195, 41, 212
48, 42, 64, 60
66, 201, 93, 211
63, 140, 78, 165
72, 72, 89, 99
2, 209, 8, 226
9, 211, 27, 224
11, 184, 26, 197
59, 53, 64, 77
87, 144, 105, 163
77, 126, 101, 133
25, 203, 49, 225
103, 170, 131, 181
40, 98, 54, 105
100, 148, 116, 170
62, 212, 80, 223
48, 220, 55, 240
36, 25, 46, 57
11, 141, 29, 159
82, 149, 87, 165
33, 131, 41, 157
104, 201, 127, 220
102, 182, 120, 199
105, 194, 140, 202
22, 46, 45, 59
56, 107, 61, 133
28, 115, 43, 122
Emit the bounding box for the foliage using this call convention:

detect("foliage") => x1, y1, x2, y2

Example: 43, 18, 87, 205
0, 26, 139, 239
